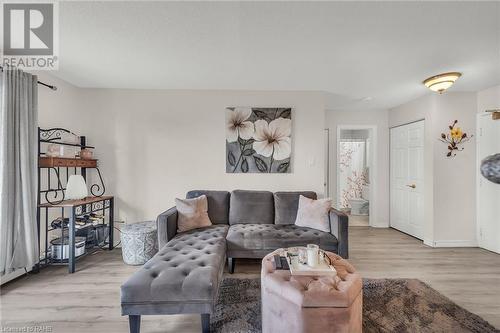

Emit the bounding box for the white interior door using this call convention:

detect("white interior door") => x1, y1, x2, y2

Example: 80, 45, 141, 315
477, 114, 500, 253
390, 121, 424, 239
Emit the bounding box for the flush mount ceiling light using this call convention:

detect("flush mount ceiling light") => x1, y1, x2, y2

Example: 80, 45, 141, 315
423, 72, 462, 93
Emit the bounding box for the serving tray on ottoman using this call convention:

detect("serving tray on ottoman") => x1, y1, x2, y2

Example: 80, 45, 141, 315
287, 256, 337, 277
279, 247, 337, 277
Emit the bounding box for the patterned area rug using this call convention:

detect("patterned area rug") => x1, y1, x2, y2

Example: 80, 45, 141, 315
211, 277, 499, 333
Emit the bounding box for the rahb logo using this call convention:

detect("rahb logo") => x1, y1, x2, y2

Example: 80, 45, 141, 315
1, 1, 59, 70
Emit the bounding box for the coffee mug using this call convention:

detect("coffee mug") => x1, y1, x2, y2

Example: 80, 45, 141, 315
307, 244, 320, 268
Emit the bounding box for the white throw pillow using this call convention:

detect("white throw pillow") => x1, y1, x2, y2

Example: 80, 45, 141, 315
175, 195, 212, 232
294, 195, 332, 232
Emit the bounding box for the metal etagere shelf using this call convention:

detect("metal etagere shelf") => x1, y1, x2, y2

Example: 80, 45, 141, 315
36, 127, 114, 273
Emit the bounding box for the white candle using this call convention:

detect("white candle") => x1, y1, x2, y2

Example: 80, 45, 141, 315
307, 244, 319, 267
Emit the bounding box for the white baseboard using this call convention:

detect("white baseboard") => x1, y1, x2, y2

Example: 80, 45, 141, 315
369, 223, 389, 228
423, 238, 434, 247
424, 239, 478, 248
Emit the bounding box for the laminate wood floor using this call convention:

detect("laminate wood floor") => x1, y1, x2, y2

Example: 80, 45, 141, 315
1, 227, 499, 332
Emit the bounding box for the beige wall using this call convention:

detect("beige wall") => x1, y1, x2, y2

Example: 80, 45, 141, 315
325, 109, 390, 227
75, 89, 327, 223
37, 72, 89, 130
34, 73, 496, 247
389, 92, 478, 246
431, 93, 477, 245
477, 85, 500, 112
35, 76, 391, 229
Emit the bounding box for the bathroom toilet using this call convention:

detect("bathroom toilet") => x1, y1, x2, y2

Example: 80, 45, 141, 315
349, 185, 369, 215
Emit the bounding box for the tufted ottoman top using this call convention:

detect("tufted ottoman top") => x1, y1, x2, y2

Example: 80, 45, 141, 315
121, 221, 156, 235
121, 225, 228, 306
261, 249, 362, 308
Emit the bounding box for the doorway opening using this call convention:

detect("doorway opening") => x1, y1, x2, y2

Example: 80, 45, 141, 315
336, 126, 376, 227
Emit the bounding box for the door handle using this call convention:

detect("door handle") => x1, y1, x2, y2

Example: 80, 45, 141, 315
406, 184, 416, 189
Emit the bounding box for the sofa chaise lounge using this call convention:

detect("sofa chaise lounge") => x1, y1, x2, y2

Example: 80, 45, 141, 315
121, 190, 348, 333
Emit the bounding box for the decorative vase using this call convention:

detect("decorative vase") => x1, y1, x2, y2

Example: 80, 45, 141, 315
66, 175, 88, 200
79, 149, 93, 159
47, 144, 64, 157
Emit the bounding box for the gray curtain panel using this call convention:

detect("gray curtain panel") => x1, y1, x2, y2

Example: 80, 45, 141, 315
0, 69, 39, 276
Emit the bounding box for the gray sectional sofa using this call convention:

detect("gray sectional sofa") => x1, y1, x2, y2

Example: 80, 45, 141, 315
121, 190, 348, 333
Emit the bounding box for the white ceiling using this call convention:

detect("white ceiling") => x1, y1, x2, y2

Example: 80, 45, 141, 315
54, 1, 500, 110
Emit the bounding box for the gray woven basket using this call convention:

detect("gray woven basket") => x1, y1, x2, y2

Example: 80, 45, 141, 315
120, 221, 158, 265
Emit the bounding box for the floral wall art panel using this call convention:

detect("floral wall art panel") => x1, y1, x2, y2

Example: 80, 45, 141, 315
226, 107, 292, 173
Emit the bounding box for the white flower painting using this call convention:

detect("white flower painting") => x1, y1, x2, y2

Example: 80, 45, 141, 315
226, 107, 292, 173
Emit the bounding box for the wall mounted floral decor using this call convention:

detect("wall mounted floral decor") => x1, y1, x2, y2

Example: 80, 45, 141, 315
226, 107, 292, 173
439, 120, 473, 157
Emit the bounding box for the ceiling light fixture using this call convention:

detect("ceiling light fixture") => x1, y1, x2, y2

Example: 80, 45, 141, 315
423, 72, 462, 94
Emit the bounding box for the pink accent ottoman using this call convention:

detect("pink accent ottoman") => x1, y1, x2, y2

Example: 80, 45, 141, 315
261, 249, 362, 333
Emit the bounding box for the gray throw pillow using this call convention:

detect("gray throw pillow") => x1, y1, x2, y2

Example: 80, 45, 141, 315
175, 195, 212, 232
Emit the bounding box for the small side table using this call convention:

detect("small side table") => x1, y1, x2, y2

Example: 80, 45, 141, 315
121, 221, 158, 265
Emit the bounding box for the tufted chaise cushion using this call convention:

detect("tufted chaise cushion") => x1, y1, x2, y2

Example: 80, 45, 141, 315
186, 190, 230, 225
229, 190, 274, 225
226, 224, 337, 258
121, 225, 228, 315
274, 191, 317, 225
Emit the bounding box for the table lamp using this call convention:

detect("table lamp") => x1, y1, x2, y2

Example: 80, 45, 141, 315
66, 175, 88, 200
